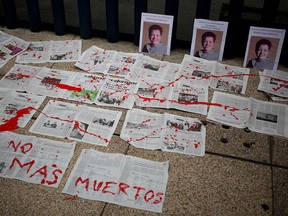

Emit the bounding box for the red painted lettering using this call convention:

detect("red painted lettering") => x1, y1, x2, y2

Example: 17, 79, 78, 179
75, 177, 89, 191
9, 157, 35, 173
153, 192, 164, 204
133, 186, 145, 200
118, 182, 130, 195
102, 181, 117, 195
46, 168, 63, 185
144, 190, 155, 203
93, 180, 103, 191
29, 165, 48, 184
20, 143, 33, 154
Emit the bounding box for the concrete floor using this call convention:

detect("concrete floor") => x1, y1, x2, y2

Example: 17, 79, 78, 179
0, 26, 287, 216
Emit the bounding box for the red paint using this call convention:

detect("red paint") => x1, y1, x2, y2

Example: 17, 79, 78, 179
0, 106, 34, 132
133, 186, 146, 200
118, 182, 130, 195
75, 177, 89, 191
102, 181, 117, 195
144, 190, 155, 203
9, 157, 35, 173
8, 140, 33, 154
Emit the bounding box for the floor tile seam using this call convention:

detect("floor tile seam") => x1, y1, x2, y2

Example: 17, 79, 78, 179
206, 151, 288, 170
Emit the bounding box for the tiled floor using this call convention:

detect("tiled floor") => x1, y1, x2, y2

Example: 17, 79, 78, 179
0, 27, 287, 216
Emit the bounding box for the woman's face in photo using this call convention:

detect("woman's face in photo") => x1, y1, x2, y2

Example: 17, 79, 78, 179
202, 36, 215, 51
149, 29, 162, 45
256, 44, 270, 60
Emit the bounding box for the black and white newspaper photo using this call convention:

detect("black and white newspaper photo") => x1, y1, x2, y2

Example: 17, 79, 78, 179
0, 31, 30, 68
62, 149, 169, 213
243, 26, 286, 71
0, 132, 75, 188
139, 13, 173, 56
190, 19, 228, 61
75, 45, 117, 73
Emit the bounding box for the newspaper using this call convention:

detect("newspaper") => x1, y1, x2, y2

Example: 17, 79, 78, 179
29, 100, 121, 146
26, 67, 77, 98
15, 41, 51, 63
210, 62, 250, 94
61, 73, 105, 104
62, 149, 169, 213
49, 40, 81, 62
121, 109, 206, 156
136, 78, 209, 115
95, 76, 139, 109
0, 91, 45, 128
0, 31, 30, 68
258, 69, 288, 98
75, 45, 117, 73
207, 91, 288, 138
127, 55, 170, 81
0, 64, 42, 91
67, 105, 122, 146
106, 52, 142, 77
177, 54, 216, 86
0, 131, 75, 188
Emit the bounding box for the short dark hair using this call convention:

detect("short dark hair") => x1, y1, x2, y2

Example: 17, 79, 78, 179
255, 39, 272, 51
201, 31, 216, 42
148, 25, 163, 36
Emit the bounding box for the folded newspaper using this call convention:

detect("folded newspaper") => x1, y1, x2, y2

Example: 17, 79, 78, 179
120, 109, 206, 156
0, 131, 75, 188
29, 100, 122, 146
62, 149, 169, 213
207, 91, 288, 138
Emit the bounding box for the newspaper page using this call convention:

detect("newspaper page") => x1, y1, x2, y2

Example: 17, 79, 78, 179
15, 41, 51, 63
0, 31, 30, 68
243, 26, 286, 71
95, 76, 138, 109
67, 105, 122, 146
177, 54, 216, 86
0, 131, 75, 188
49, 40, 81, 62
0, 91, 45, 128
0, 88, 11, 101
163, 63, 180, 82
107, 52, 142, 78
258, 69, 288, 98
161, 113, 206, 156
127, 55, 170, 81
75, 45, 117, 73
135, 78, 172, 108
169, 83, 209, 115
190, 19, 228, 61
62, 149, 169, 213
27, 67, 77, 98
207, 91, 251, 128
139, 13, 174, 55
0, 64, 42, 91
61, 73, 105, 104
210, 62, 250, 94
29, 100, 80, 138
120, 109, 164, 150
248, 98, 288, 138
